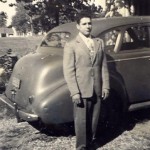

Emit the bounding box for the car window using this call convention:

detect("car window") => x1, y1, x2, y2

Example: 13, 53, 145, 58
120, 25, 150, 51
99, 29, 120, 53
41, 32, 71, 48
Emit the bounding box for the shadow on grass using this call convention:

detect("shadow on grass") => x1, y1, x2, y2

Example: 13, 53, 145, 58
2, 100, 150, 149
29, 121, 75, 137
93, 108, 150, 149
29, 108, 150, 149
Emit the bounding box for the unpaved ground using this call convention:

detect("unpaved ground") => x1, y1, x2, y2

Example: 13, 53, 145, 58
1, 101, 150, 150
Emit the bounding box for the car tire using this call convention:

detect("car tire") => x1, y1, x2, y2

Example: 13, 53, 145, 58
99, 90, 123, 130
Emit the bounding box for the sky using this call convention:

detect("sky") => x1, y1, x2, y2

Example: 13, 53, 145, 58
0, 0, 16, 26
0, 0, 106, 26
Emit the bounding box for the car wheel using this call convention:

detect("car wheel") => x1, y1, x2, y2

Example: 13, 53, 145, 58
99, 90, 123, 130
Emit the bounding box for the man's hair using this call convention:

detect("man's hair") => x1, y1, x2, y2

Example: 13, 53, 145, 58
76, 11, 92, 24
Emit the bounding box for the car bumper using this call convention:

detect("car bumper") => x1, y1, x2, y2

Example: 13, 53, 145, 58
0, 94, 38, 122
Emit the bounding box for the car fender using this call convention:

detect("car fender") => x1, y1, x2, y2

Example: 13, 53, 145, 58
109, 73, 129, 112
32, 83, 73, 125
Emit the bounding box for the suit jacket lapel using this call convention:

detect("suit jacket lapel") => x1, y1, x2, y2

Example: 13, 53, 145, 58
75, 35, 91, 56
92, 38, 100, 64
75, 35, 101, 65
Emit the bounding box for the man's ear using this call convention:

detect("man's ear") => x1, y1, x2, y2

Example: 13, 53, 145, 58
76, 24, 79, 30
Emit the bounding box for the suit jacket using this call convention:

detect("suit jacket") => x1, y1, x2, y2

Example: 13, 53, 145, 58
63, 34, 110, 98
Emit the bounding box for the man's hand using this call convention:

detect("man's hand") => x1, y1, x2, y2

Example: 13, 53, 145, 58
102, 89, 110, 100
72, 94, 82, 105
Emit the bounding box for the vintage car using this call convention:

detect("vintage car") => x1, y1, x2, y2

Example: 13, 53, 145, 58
0, 16, 150, 128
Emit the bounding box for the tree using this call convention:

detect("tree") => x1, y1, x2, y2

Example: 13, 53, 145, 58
13, 0, 100, 32
0, 0, 7, 3
2, 0, 102, 33
0, 11, 7, 27
11, 3, 31, 34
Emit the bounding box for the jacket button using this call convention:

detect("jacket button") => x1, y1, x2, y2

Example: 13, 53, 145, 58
91, 69, 94, 76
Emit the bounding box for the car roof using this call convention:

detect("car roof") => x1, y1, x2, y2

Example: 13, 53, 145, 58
49, 16, 150, 37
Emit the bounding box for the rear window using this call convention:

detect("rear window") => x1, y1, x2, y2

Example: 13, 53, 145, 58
120, 25, 150, 51
100, 29, 120, 53
40, 32, 71, 48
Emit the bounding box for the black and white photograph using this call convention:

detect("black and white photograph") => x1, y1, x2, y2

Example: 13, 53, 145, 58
0, 0, 150, 149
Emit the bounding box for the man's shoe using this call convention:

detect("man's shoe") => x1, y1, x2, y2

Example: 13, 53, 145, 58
77, 146, 88, 150
89, 138, 98, 150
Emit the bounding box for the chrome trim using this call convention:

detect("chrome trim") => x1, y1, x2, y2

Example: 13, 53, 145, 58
0, 95, 38, 122
108, 55, 150, 63
128, 101, 150, 112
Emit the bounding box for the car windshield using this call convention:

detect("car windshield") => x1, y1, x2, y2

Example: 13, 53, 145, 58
40, 32, 71, 48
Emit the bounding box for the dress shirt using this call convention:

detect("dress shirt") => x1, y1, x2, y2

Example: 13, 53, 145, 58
79, 32, 95, 62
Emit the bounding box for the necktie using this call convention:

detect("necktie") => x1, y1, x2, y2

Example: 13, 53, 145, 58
87, 38, 95, 62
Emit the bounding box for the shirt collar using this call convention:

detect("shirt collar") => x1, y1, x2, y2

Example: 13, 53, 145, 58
79, 32, 95, 51
79, 32, 92, 44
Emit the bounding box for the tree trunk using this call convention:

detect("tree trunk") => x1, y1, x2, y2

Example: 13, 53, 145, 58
55, 8, 59, 26
30, 16, 34, 36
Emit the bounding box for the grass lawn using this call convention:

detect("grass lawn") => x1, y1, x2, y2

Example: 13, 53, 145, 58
0, 36, 43, 57
0, 36, 44, 90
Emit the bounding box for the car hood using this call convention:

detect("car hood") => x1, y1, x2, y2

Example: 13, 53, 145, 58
5, 52, 65, 110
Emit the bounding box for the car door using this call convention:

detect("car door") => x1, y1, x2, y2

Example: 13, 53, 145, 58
101, 24, 150, 103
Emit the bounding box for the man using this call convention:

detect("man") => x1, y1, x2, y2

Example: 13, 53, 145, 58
63, 12, 110, 150
115, 0, 130, 17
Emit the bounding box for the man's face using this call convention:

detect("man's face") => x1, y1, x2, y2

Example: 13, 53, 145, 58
76, 17, 92, 37
115, 2, 121, 7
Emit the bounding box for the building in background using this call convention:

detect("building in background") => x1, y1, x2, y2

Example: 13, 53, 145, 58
0, 27, 14, 37
97, 0, 150, 17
